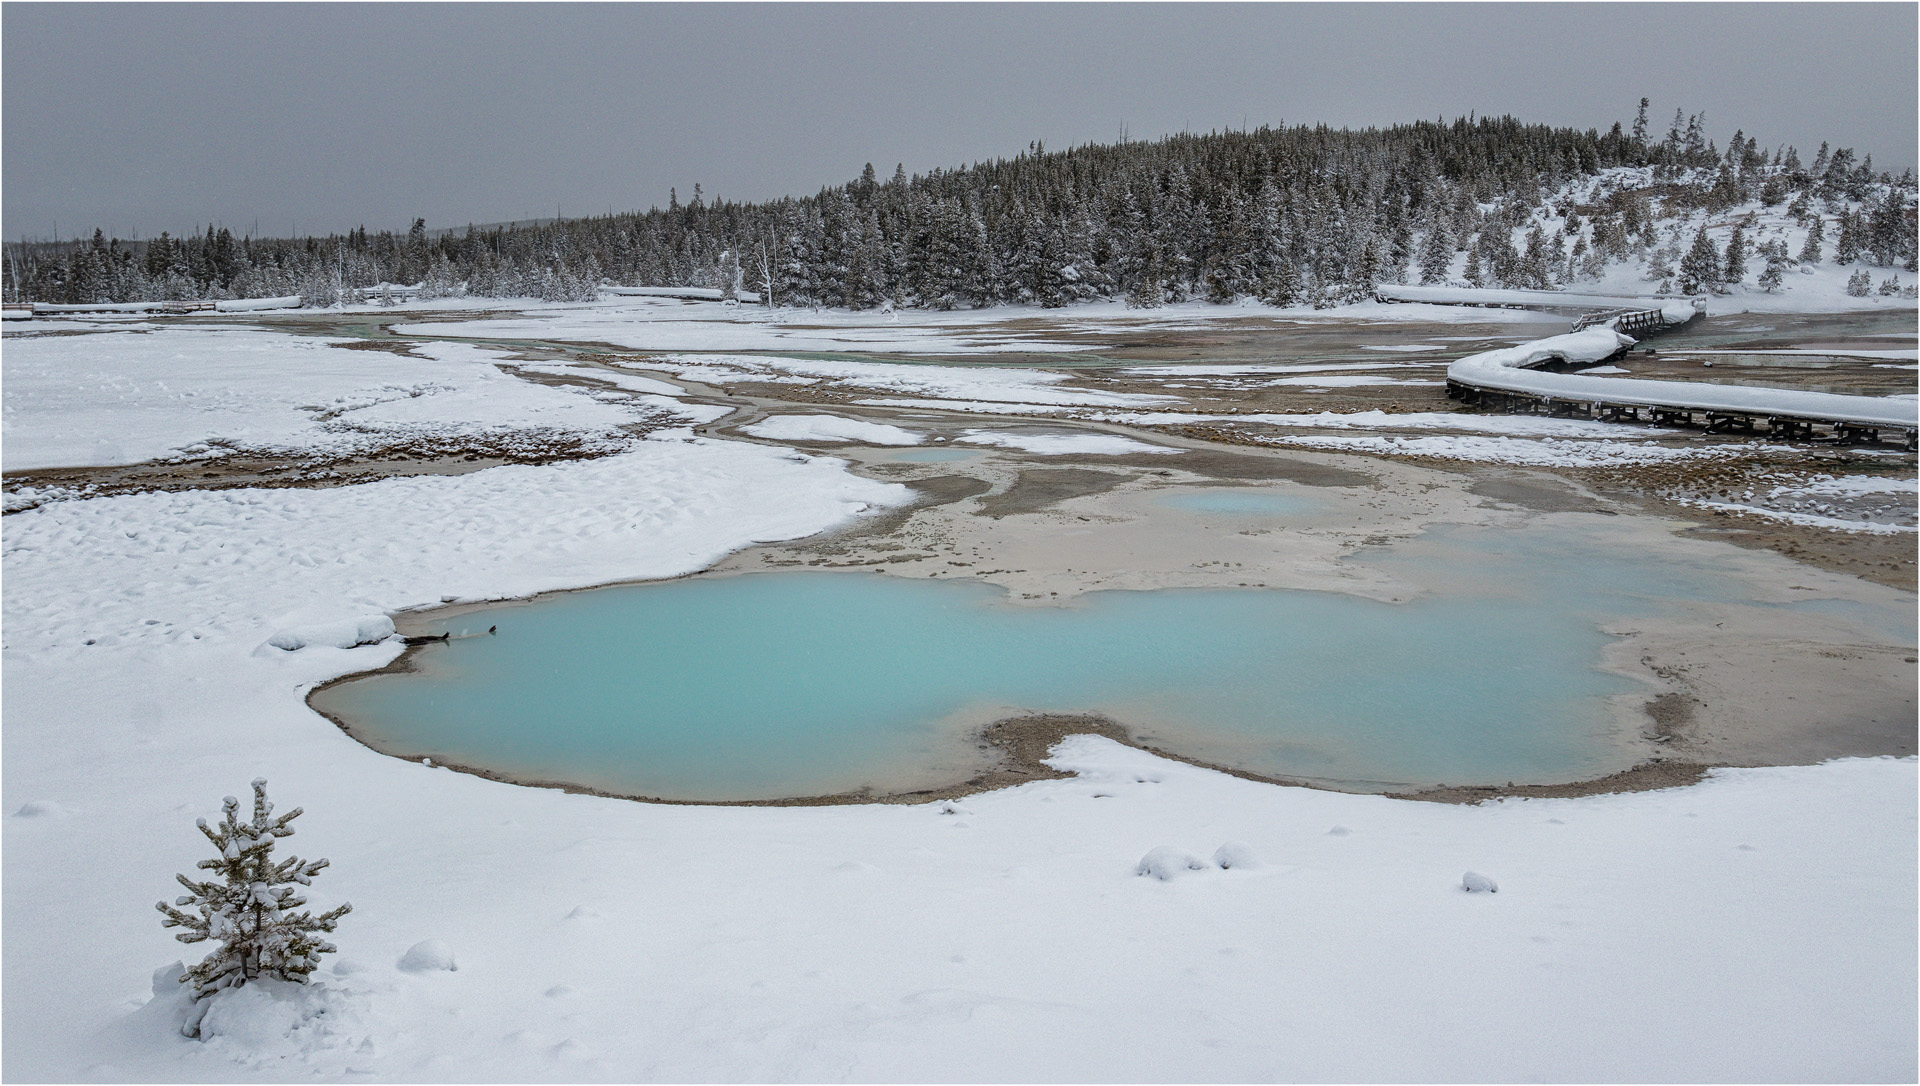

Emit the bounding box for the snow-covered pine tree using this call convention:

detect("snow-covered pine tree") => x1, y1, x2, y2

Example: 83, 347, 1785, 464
1798, 215, 1824, 264
1866, 189, 1916, 267
1260, 258, 1305, 309
1845, 269, 1872, 297
156, 779, 350, 1007
1520, 226, 1549, 289
1757, 257, 1785, 293
1462, 245, 1484, 287
1678, 225, 1721, 294
1834, 210, 1863, 265
1127, 245, 1168, 308
1416, 220, 1452, 284
1723, 224, 1748, 284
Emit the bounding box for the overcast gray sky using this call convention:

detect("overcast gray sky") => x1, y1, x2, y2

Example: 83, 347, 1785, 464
4, 3, 1914, 242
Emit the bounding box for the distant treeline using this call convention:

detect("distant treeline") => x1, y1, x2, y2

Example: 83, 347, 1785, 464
6, 105, 1915, 308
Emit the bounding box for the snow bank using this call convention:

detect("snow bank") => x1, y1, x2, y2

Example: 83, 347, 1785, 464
264, 616, 395, 653
1231, 409, 1677, 439
602, 285, 762, 304
1263, 432, 1764, 468
742, 414, 923, 446
2, 436, 910, 654
956, 429, 1178, 456
30, 301, 164, 314
214, 296, 302, 313
1447, 329, 1920, 430
0, 328, 652, 470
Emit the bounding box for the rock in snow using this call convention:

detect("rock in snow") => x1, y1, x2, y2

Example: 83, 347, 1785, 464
1136, 846, 1209, 880
264, 615, 395, 652
1213, 842, 1260, 870
397, 939, 458, 972
1462, 871, 1500, 894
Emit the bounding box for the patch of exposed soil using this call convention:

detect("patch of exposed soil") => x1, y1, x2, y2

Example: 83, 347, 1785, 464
2, 433, 633, 513
1391, 761, 1713, 805
976, 468, 1131, 517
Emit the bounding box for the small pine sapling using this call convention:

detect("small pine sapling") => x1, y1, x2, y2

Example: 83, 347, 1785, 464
157, 779, 351, 1004
1757, 258, 1786, 294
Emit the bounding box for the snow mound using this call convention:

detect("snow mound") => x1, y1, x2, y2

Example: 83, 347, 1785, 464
135, 962, 371, 1054
1136, 846, 1209, 880
742, 414, 924, 446
959, 429, 1178, 456
397, 939, 458, 972
1212, 842, 1260, 870
1462, 871, 1500, 894
193, 978, 372, 1057
12, 799, 71, 818
265, 615, 395, 652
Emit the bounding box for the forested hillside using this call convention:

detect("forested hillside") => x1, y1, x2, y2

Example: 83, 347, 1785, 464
8, 105, 1915, 308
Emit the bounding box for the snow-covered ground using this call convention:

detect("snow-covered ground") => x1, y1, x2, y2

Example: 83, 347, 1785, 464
742, 415, 924, 447
954, 428, 1177, 456
1251, 432, 1773, 469
1446, 165, 1919, 315
0, 329, 694, 471
384, 295, 1560, 359
1668, 473, 1920, 534
4, 305, 1915, 1081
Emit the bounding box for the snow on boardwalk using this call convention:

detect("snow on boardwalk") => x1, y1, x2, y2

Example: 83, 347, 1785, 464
1447, 327, 1920, 435
1378, 283, 1682, 309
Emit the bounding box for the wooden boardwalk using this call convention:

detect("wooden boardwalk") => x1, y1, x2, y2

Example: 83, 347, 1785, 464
1440, 305, 1918, 451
